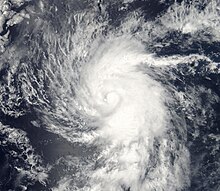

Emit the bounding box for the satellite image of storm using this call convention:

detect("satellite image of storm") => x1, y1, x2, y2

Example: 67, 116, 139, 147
0, 0, 220, 190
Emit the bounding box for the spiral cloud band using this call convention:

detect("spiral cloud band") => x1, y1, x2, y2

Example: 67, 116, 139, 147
75, 38, 190, 191
0, 0, 220, 190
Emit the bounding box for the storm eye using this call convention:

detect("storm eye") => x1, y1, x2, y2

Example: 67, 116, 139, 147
104, 91, 119, 104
